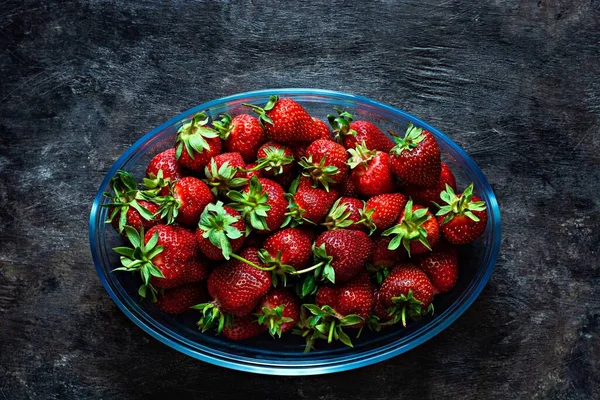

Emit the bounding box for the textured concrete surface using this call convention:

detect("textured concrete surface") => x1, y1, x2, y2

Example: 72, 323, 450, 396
1, 1, 599, 399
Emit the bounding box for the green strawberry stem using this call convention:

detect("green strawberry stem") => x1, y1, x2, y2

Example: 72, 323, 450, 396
204, 159, 248, 196
347, 141, 376, 170
257, 249, 298, 287
192, 301, 233, 334
242, 95, 278, 127
255, 304, 293, 338
292, 262, 325, 275
436, 183, 487, 225
390, 123, 425, 156
230, 253, 275, 271
212, 113, 233, 139
382, 199, 431, 257
242, 145, 294, 176
327, 108, 356, 141
388, 289, 434, 327
198, 201, 243, 260
227, 176, 271, 232
175, 112, 219, 160
299, 155, 339, 192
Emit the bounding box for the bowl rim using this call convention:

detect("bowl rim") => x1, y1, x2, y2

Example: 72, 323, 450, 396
89, 88, 501, 375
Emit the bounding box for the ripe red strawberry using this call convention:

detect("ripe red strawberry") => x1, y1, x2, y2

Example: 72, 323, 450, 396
283, 176, 339, 226
304, 229, 373, 287
406, 163, 456, 207
145, 148, 184, 196
195, 247, 272, 333
259, 227, 315, 286
299, 271, 372, 350
436, 183, 487, 244
389, 123, 441, 187
104, 170, 160, 234
362, 193, 407, 233
157, 176, 214, 226
417, 243, 459, 293
367, 235, 407, 285
348, 141, 395, 197
244, 96, 321, 143
112, 225, 208, 300
383, 199, 440, 256
255, 289, 300, 337
196, 201, 246, 261
322, 197, 366, 231
340, 175, 360, 197
252, 142, 295, 178
213, 113, 266, 162
222, 315, 266, 340
300, 139, 349, 190
291, 117, 331, 159
227, 177, 287, 233
379, 264, 435, 326
244, 163, 264, 181
328, 109, 394, 152
155, 283, 208, 314
175, 112, 222, 172
204, 152, 248, 196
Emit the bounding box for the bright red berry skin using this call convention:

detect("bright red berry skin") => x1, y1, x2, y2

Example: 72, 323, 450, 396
398, 204, 440, 255
303, 139, 349, 186
146, 148, 185, 195
316, 271, 374, 327
222, 315, 266, 340
364, 193, 407, 231
351, 151, 395, 197
111, 200, 160, 233
390, 129, 441, 188
292, 118, 331, 159
177, 137, 222, 173
406, 163, 456, 206
255, 289, 300, 334
416, 244, 459, 293
207, 247, 272, 317
379, 264, 435, 309
292, 178, 339, 224
315, 229, 373, 283
195, 206, 246, 260
145, 225, 209, 289
263, 228, 314, 270
172, 177, 214, 227
373, 289, 389, 321
223, 114, 266, 162
369, 235, 406, 269
340, 175, 361, 197
346, 120, 394, 152
255, 97, 321, 143
155, 283, 208, 314
439, 195, 488, 245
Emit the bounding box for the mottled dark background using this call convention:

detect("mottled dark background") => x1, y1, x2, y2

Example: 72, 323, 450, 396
1, 1, 599, 399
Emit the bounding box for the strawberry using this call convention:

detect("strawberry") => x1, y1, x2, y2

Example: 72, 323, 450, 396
222, 315, 266, 340
195, 247, 272, 333
361, 193, 407, 233
213, 113, 266, 162
244, 163, 264, 181
328, 109, 394, 152
112, 225, 208, 301
227, 177, 287, 233
322, 197, 366, 231
298, 271, 372, 350
299, 229, 372, 294
103, 170, 160, 234
283, 176, 339, 226
416, 243, 459, 293
406, 163, 456, 207
255, 289, 300, 337
204, 153, 248, 197
367, 235, 406, 285
259, 227, 315, 286
196, 201, 245, 260
389, 123, 441, 187
299, 139, 349, 190
175, 112, 222, 172
291, 117, 331, 159
339, 175, 360, 197
347, 141, 395, 197
378, 264, 435, 326
252, 142, 295, 178
383, 199, 440, 256
157, 176, 214, 227
244, 96, 320, 143
155, 283, 208, 315
436, 183, 487, 244
145, 148, 184, 196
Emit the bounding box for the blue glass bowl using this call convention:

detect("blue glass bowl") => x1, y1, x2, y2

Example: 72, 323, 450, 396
89, 89, 501, 375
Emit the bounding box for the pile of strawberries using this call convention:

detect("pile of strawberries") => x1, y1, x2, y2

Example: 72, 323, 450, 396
105, 96, 488, 351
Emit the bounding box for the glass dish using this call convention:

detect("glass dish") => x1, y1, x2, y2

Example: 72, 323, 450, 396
89, 89, 501, 375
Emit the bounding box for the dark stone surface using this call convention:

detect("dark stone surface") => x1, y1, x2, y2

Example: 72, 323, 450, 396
1, 0, 599, 398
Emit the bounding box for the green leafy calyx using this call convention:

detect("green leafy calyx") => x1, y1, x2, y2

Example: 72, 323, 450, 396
175, 112, 219, 160
192, 301, 233, 334
227, 176, 271, 232
388, 290, 434, 327
204, 158, 248, 196
198, 201, 243, 260
299, 155, 339, 192
390, 123, 425, 156
436, 183, 487, 225
382, 199, 432, 257
327, 107, 356, 141
347, 141, 376, 169
255, 305, 294, 338
242, 95, 278, 128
